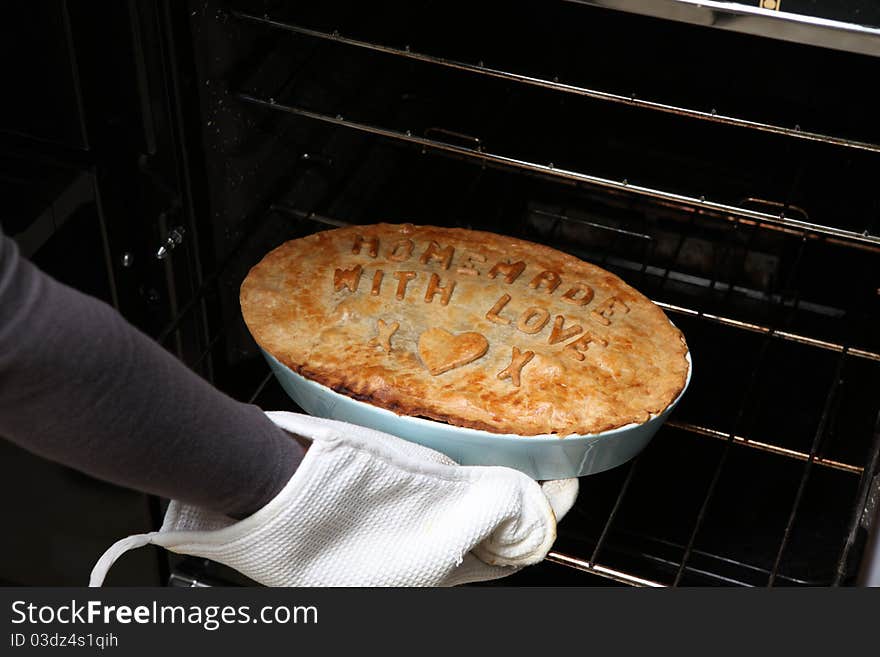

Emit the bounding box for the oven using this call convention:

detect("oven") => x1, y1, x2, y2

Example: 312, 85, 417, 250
2, 0, 879, 587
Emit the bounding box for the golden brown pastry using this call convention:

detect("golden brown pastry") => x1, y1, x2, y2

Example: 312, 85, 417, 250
240, 224, 689, 436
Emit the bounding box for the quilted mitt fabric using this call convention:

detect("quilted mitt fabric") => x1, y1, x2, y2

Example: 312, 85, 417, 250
90, 412, 561, 587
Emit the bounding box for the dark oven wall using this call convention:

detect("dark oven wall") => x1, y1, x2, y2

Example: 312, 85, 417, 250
184, 0, 880, 586
0, 0, 209, 585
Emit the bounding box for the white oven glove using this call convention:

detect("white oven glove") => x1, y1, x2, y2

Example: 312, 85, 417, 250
90, 411, 578, 587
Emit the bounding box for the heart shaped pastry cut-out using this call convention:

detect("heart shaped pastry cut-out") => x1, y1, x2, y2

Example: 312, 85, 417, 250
418, 328, 490, 376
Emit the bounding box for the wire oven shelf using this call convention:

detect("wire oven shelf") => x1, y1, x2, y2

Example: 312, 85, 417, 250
232, 11, 880, 156
236, 94, 880, 250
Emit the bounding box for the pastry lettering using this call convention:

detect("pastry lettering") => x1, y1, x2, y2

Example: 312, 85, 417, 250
529, 271, 561, 294
548, 315, 583, 345
516, 307, 550, 335
563, 332, 608, 361
351, 235, 379, 258
560, 283, 595, 307
333, 264, 363, 293
456, 252, 487, 276
371, 270, 384, 296
393, 271, 418, 300
486, 293, 513, 325
419, 241, 455, 270
497, 347, 535, 388
487, 260, 526, 284
388, 239, 415, 262
424, 273, 456, 306
591, 296, 630, 326
369, 319, 399, 353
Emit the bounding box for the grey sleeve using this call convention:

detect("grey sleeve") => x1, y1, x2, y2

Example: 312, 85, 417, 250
0, 229, 303, 519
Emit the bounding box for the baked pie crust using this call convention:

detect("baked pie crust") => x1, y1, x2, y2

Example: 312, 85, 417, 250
240, 224, 689, 436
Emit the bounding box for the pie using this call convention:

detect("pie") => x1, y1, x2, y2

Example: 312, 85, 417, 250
240, 223, 689, 436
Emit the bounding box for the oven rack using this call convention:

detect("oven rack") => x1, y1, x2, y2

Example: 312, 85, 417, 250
231, 10, 880, 156
236, 93, 880, 251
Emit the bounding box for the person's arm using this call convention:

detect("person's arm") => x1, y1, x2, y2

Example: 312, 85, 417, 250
0, 228, 303, 519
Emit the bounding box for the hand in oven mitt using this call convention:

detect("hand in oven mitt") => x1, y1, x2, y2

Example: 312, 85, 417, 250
90, 411, 578, 587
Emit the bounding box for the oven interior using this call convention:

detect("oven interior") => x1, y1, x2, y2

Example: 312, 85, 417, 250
2, 0, 879, 587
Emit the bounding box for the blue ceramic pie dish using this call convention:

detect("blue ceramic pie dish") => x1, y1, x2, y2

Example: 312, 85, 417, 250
261, 343, 691, 480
